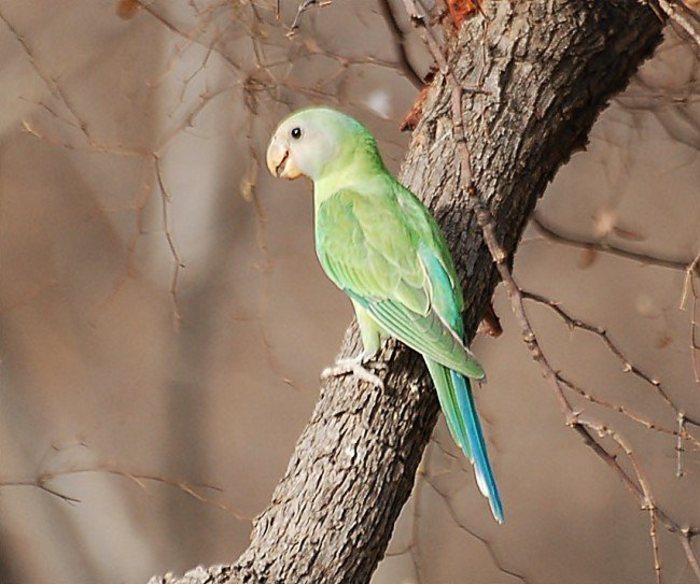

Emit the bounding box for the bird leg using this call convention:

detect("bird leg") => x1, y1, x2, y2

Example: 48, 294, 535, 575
321, 351, 384, 389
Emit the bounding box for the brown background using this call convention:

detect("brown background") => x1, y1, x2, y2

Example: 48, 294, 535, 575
0, 1, 698, 583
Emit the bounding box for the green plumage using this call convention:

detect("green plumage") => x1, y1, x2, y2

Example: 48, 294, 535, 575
316, 185, 484, 378
269, 107, 504, 523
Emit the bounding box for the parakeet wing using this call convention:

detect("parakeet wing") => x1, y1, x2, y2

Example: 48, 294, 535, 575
316, 187, 484, 379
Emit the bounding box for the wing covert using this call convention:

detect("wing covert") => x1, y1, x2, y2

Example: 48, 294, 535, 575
316, 188, 483, 379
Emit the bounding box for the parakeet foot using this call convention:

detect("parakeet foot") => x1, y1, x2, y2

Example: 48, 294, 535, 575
321, 354, 384, 389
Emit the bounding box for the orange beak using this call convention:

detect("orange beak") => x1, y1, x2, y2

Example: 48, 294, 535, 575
266, 140, 301, 179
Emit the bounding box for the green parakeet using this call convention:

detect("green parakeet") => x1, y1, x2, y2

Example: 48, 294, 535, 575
266, 107, 504, 523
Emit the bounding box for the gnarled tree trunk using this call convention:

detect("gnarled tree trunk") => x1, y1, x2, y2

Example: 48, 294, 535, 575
150, 1, 663, 582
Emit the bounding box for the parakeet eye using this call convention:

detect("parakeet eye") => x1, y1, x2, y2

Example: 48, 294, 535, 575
290, 127, 302, 140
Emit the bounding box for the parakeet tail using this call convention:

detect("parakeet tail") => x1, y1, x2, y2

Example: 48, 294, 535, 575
425, 358, 504, 523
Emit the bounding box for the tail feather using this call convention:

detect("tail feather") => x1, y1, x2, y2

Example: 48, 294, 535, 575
425, 358, 504, 523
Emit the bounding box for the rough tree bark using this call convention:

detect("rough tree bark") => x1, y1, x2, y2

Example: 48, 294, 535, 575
150, 1, 663, 583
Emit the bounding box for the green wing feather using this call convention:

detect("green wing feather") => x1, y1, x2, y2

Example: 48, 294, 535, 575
316, 184, 484, 379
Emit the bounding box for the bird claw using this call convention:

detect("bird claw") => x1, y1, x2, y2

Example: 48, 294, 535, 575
322, 354, 384, 389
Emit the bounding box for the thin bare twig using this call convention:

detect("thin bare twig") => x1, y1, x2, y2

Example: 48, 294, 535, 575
140, 1, 237, 68
0, 465, 249, 521
484, 212, 694, 579
401, 0, 474, 185
577, 418, 664, 584
154, 155, 185, 326
680, 249, 700, 385
422, 467, 530, 583
402, 0, 700, 580
522, 290, 700, 430
0, 478, 82, 504
692, 289, 700, 384
656, 0, 700, 48
287, 0, 332, 36
532, 216, 689, 272
677, 412, 687, 478
0, 9, 93, 143
378, 0, 424, 88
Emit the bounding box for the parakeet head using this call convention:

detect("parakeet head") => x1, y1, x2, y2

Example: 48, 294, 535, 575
266, 107, 379, 182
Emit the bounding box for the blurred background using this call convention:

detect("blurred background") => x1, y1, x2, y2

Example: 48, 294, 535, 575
0, 1, 698, 583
